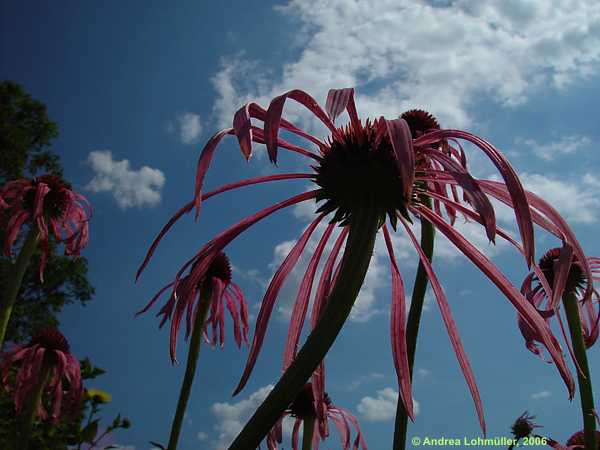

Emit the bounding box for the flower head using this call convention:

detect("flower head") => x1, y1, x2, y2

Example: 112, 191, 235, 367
0, 327, 83, 422
0, 174, 91, 281
136, 87, 582, 433
510, 411, 541, 441
85, 387, 112, 404
137, 251, 249, 363
545, 430, 600, 450
518, 248, 600, 359
266, 379, 366, 450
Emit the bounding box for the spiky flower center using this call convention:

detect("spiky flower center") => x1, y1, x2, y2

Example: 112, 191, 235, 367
566, 430, 600, 449
30, 328, 70, 353
537, 248, 585, 294
510, 412, 537, 440
204, 252, 232, 284
314, 111, 440, 226
289, 383, 332, 419
400, 109, 440, 138
23, 175, 71, 219
315, 120, 408, 226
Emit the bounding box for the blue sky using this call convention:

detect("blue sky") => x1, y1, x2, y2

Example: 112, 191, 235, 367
2, 1, 600, 449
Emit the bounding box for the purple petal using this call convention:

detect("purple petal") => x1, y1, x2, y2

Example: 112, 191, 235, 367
399, 213, 486, 434
233, 213, 325, 395
385, 118, 415, 202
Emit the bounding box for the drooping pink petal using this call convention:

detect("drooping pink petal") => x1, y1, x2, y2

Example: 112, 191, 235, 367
175, 190, 319, 292
422, 148, 496, 242
325, 88, 360, 130
382, 225, 414, 421
136, 173, 315, 281
233, 213, 325, 395
415, 130, 535, 266
283, 222, 335, 371
193, 127, 234, 219
233, 103, 255, 160
415, 205, 575, 398
399, 213, 486, 434
265, 89, 336, 163
311, 227, 349, 328
480, 179, 593, 304
384, 118, 415, 203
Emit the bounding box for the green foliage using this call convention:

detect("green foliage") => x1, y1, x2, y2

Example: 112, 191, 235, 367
0, 81, 131, 450
0, 359, 131, 449
0, 80, 62, 183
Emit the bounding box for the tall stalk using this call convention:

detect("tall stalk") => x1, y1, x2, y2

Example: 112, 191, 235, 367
563, 291, 597, 450
393, 197, 435, 450
228, 203, 380, 449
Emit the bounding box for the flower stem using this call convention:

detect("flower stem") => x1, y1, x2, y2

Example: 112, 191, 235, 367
302, 416, 315, 450
563, 291, 597, 450
0, 226, 39, 352
167, 286, 212, 450
393, 197, 435, 450
227, 203, 380, 450
17, 360, 52, 450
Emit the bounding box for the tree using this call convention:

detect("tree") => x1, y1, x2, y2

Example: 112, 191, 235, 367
0, 80, 94, 343
0, 81, 129, 449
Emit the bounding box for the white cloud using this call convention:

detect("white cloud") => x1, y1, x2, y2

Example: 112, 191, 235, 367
346, 372, 385, 391
517, 135, 592, 161
357, 387, 420, 422
211, 0, 600, 133
210, 385, 273, 450
172, 112, 202, 144
86, 150, 165, 209
417, 368, 431, 379
531, 390, 552, 400
520, 172, 600, 224
197, 431, 209, 441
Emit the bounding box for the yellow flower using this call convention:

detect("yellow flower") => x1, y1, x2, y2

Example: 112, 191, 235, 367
86, 388, 112, 404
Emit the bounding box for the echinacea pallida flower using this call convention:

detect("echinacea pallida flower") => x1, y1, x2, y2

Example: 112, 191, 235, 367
137, 251, 249, 362
0, 327, 83, 422
518, 248, 600, 359
0, 174, 91, 280
508, 411, 542, 449
266, 380, 366, 450
137, 87, 575, 434
546, 430, 600, 449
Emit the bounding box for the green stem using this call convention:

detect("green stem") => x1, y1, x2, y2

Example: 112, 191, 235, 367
0, 226, 39, 352
393, 197, 435, 450
228, 204, 380, 450
302, 415, 315, 450
167, 286, 212, 450
17, 360, 52, 450
563, 291, 597, 450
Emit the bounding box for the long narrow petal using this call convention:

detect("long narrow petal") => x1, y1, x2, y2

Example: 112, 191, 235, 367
382, 225, 414, 421
265, 90, 336, 163
194, 128, 234, 219
415, 205, 575, 397
283, 222, 335, 371
399, 214, 486, 434
233, 213, 325, 395
136, 173, 314, 281
385, 118, 415, 202
325, 88, 360, 130
415, 130, 535, 266
480, 179, 593, 304
422, 149, 496, 242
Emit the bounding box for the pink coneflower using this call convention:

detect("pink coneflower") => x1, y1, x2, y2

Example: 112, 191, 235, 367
137, 87, 575, 433
0, 174, 91, 280
508, 411, 542, 449
0, 327, 83, 422
266, 380, 366, 450
547, 430, 600, 449
137, 251, 249, 363
518, 248, 600, 359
